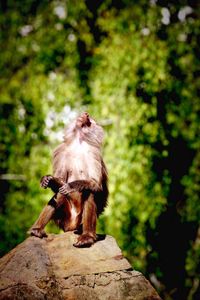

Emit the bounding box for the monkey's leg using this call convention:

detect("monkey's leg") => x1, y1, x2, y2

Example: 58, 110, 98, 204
40, 175, 65, 193
73, 193, 97, 248
28, 195, 64, 238
28, 206, 54, 238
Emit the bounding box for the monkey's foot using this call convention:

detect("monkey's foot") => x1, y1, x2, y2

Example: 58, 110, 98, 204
28, 228, 47, 238
73, 234, 96, 248
40, 175, 53, 189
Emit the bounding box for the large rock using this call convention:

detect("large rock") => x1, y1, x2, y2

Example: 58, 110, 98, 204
0, 232, 161, 300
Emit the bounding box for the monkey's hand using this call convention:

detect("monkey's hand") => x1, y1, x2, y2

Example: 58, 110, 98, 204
59, 183, 75, 195
40, 175, 53, 189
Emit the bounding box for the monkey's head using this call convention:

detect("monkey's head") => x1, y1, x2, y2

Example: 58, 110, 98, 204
65, 112, 104, 148
76, 112, 91, 128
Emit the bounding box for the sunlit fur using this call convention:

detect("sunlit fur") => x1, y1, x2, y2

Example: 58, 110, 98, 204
53, 117, 106, 189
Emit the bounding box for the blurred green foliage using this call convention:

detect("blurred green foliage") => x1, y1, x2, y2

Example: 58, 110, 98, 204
0, 1, 200, 299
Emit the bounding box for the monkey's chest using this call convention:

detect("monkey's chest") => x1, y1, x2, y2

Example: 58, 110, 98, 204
54, 140, 99, 182
67, 141, 95, 181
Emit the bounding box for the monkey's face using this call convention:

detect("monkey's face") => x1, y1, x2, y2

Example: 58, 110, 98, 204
76, 112, 92, 128
64, 112, 103, 147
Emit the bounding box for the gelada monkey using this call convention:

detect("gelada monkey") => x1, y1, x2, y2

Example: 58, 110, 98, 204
28, 112, 108, 247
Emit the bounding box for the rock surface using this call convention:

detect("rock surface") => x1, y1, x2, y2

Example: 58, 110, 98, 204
0, 232, 161, 300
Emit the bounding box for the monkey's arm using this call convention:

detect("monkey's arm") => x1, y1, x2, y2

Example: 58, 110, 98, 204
59, 179, 102, 195
40, 175, 65, 193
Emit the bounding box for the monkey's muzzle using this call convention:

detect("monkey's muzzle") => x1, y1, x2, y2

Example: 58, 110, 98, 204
76, 112, 91, 128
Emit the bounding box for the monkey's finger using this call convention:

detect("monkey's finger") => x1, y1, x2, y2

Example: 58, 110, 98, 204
40, 183, 47, 189
41, 178, 51, 187
59, 187, 68, 194
40, 182, 48, 188
40, 180, 48, 185
59, 187, 75, 195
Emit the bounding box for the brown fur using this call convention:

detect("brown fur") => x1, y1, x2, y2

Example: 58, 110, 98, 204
28, 112, 108, 247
